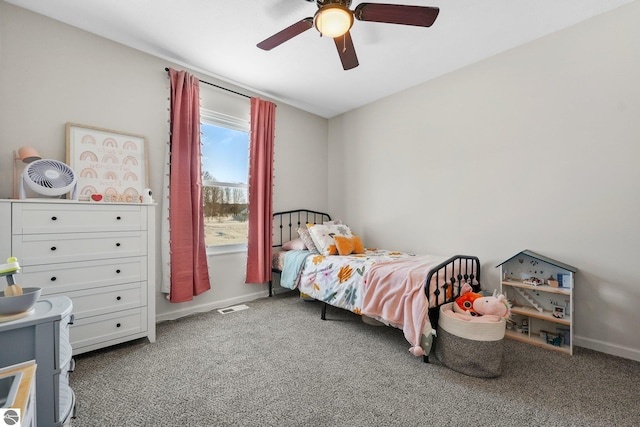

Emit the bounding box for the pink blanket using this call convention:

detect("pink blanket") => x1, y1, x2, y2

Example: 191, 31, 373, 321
361, 255, 446, 356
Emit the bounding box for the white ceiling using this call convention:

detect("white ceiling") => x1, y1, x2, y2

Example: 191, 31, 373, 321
6, 0, 635, 118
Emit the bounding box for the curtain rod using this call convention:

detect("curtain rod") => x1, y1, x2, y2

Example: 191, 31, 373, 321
165, 67, 251, 100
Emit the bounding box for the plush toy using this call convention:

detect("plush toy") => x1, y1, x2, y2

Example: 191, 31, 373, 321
453, 283, 483, 316
452, 284, 511, 322
472, 290, 511, 320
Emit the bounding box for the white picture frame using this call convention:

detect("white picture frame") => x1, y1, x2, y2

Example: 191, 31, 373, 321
66, 123, 148, 202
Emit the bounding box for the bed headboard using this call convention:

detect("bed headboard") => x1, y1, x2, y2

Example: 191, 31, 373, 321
272, 209, 331, 247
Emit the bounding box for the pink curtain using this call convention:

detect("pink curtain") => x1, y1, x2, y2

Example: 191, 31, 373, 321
245, 98, 276, 284
168, 68, 211, 302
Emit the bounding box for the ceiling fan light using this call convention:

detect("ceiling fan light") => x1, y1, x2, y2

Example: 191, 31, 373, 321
314, 5, 353, 38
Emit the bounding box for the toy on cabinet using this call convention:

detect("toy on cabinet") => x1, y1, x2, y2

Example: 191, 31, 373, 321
496, 250, 577, 355
0, 257, 42, 321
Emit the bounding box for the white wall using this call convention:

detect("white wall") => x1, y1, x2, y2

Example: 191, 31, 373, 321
0, 2, 329, 321
328, 2, 640, 361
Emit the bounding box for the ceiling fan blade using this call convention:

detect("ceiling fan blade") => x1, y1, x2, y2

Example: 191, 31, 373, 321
333, 31, 359, 70
257, 17, 313, 50
354, 3, 440, 27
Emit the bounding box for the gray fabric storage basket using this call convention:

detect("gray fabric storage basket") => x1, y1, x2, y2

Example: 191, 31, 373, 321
435, 302, 506, 378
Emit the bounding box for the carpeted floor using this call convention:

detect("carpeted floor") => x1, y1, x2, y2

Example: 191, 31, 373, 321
70, 291, 640, 427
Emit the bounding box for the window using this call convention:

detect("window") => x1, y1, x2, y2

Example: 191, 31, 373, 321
200, 109, 250, 252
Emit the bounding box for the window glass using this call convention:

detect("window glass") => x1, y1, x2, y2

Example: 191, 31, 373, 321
201, 110, 249, 250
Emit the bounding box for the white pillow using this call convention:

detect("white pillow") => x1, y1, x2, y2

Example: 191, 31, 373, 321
306, 223, 353, 256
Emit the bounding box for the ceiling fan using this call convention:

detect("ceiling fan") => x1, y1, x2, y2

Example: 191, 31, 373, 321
257, 0, 440, 70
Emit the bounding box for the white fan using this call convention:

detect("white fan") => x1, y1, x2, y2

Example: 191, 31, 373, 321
20, 159, 78, 200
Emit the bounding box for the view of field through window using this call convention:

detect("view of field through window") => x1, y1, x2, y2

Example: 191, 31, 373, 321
201, 121, 249, 247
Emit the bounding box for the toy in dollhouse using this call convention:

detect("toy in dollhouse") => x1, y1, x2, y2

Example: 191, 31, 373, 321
541, 330, 563, 347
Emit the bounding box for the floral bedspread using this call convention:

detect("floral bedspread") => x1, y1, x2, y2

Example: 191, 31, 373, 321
296, 248, 413, 314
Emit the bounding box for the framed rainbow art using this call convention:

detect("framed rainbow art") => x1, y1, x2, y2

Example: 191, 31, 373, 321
66, 122, 149, 202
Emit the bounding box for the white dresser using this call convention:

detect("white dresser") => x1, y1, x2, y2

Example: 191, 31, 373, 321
0, 199, 156, 354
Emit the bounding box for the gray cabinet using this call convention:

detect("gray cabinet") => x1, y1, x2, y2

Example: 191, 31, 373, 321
0, 296, 75, 426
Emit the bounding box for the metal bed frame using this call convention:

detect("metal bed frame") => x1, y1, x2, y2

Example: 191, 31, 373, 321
270, 209, 481, 362
270, 209, 331, 297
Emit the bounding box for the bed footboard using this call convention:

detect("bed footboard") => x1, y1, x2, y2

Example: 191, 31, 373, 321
270, 209, 332, 296
423, 255, 481, 362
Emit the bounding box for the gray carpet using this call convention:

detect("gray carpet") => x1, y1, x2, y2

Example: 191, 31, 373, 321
70, 291, 640, 427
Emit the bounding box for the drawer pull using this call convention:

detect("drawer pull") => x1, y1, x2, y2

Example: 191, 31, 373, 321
116, 216, 122, 220
51, 216, 58, 221
68, 314, 75, 325
116, 242, 121, 247
116, 323, 121, 328
51, 276, 57, 281
116, 296, 121, 301
51, 246, 57, 251
116, 269, 121, 274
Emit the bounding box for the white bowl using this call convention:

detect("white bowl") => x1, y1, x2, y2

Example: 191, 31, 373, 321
0, 287, 42, 316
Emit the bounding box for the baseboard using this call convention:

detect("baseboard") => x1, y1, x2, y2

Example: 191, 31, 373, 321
155, 290, 269, 323
574, 335, 640, 362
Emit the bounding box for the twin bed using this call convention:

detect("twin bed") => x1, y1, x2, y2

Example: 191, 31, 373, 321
270, 209, 482, 362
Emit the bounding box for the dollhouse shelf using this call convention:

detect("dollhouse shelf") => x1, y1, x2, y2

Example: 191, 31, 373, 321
497, 250, 577, 355
501, 280, 571, 296
510, 305, 571, 326
504, 330, 572, 354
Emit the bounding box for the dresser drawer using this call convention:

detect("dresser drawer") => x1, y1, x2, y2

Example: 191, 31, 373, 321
71, 307, 147, 350
12, 203, 147, 234
64, 282, 146, 320
21, 258, 146, 293
13, 231, 147, 266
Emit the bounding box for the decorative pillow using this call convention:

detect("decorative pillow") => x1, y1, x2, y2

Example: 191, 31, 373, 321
282, 238, 307, 251
297, 227, 319, 254
324, 220, 342, 225
307, 223, 353, 256
334, 235, 365, 256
